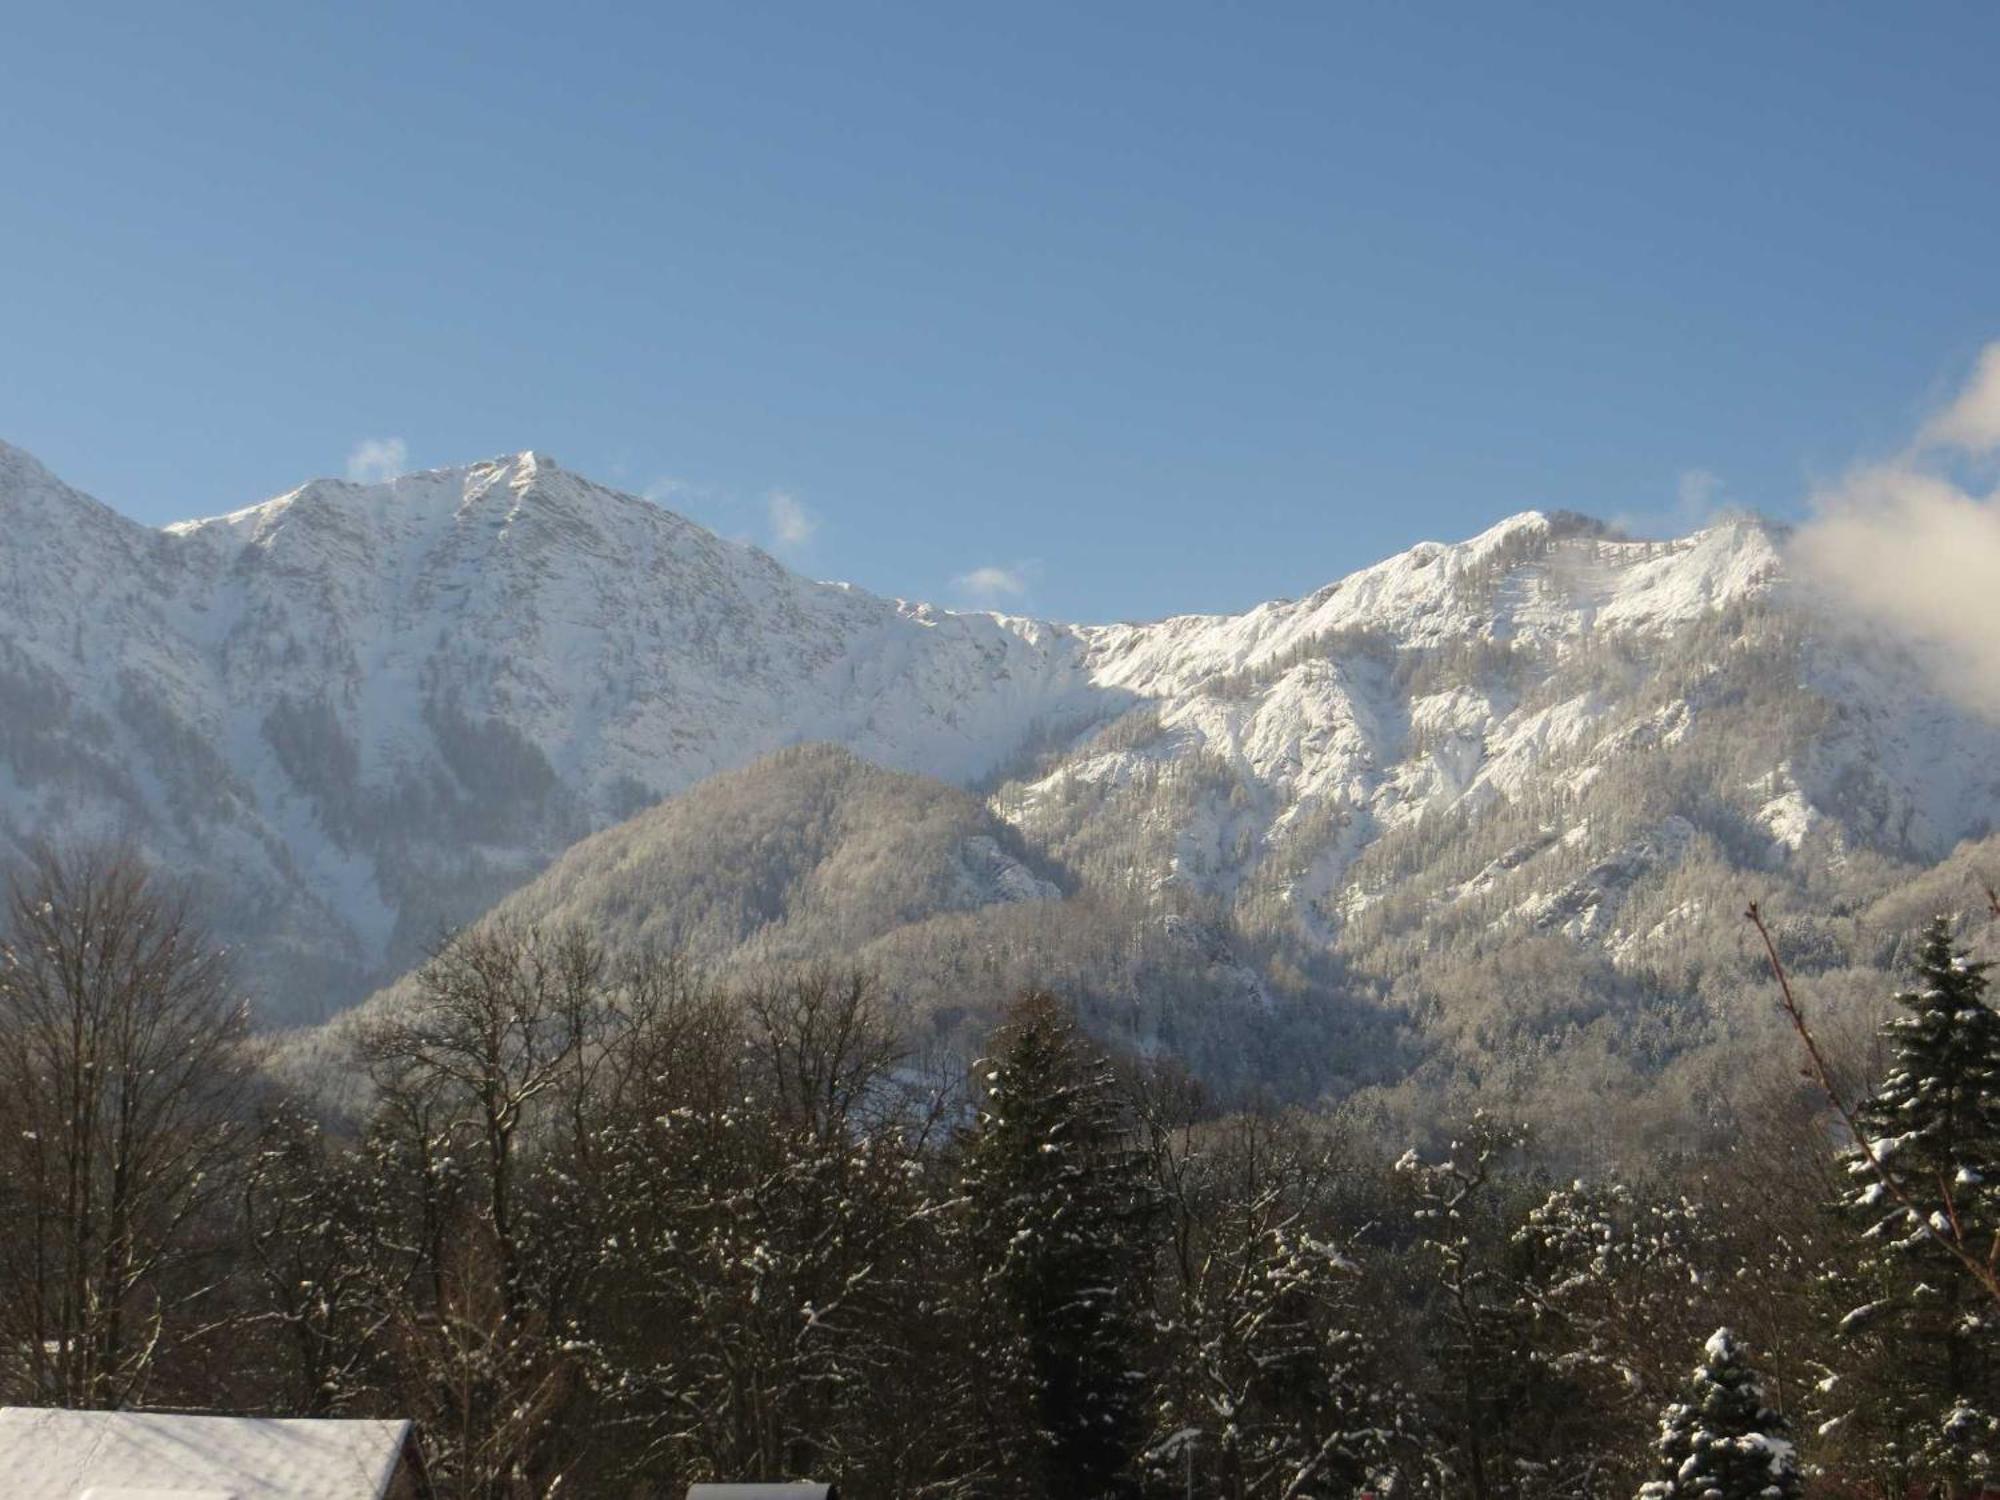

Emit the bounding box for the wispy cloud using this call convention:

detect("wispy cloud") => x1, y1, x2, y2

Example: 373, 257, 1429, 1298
1920, 343, 2000, 451
1676, 467, 1725, 519
634, 475, 818, 553
1609, 467, 1736, 538
345, 436, 410, 484
952, 564, 1031, 608
1791, 340, 2000, 716
767, 490, 816, 548
643, 476, 704, 505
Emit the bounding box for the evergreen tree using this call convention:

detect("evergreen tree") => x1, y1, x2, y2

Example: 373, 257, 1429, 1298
1848, 917, 2000, 1258
1639, 1328, 1799, 1500
1833, 916, 2000, 1493
960, 992, 1160, 1500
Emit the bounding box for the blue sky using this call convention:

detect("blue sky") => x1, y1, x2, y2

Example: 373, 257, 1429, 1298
3, 3, 1996, 622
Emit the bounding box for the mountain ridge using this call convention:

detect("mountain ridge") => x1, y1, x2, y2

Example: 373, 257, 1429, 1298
2, 441, 1993, 1066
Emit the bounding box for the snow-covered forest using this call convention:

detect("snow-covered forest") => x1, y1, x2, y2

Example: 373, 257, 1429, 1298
5, 844, 1999, 1498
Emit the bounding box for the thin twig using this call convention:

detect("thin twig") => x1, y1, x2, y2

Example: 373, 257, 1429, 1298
1745, 900, 2000, 1308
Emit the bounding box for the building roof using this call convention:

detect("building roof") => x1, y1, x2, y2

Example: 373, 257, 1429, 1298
0, 1409, 413, 1500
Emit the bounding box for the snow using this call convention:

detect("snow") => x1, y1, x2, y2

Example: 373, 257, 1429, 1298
0, 1408, 411, 1500
5, 440, 1999, 1017
1754, 781, 1822, 854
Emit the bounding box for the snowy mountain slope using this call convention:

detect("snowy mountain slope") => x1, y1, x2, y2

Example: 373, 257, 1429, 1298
2, 439, 1995, 1057
313, 741, 1354, 1103
989, 516, 2000, 1133
1014, 514, 1996, 931
0, 443, 1108, 1015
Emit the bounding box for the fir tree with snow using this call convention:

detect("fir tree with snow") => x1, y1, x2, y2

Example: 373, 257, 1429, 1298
960, 991, 1161, 1500
1639, 1328, 1799, 1500
1846, 916, 2000, 1259
1830, 914, 2000, 1494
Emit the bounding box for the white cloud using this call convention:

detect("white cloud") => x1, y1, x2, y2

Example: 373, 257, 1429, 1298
953, 565, 1030, 606
767, 490, 816, 547
1920, 343, 2000, 452
345, 436, 410, 484
1790, 340, 2000, 717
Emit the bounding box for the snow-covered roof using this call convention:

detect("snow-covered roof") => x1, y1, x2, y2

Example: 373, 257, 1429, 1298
0, 1409, 413, 1500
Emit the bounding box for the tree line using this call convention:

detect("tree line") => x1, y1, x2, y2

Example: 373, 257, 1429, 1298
1, 845, 1997, 1498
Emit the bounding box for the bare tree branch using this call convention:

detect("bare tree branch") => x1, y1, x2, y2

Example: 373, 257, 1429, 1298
1745, 899, 2000, 1308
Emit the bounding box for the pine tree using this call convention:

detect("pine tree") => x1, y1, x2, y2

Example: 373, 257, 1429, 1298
1830, 915, 2000, 1493
1639, 1328, 1799, 1500
1848, 916, 2000, 1260
960, 992, 1160, 1500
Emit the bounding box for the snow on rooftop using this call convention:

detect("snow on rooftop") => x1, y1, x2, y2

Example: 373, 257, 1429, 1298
0, 1409, 412, 1500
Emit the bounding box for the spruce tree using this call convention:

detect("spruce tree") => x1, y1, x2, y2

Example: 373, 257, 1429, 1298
1832, 915, 2000, 1492
960, 992, 1160, 1500
1848, 916, 2000, 1258
1639, 1328, 1799, 1500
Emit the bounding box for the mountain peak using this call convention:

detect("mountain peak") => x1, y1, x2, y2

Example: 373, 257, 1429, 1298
1468, 507, 1556, 542
0, 439, 142, 540
450, 449, 559, 483
165, 449, 592, 544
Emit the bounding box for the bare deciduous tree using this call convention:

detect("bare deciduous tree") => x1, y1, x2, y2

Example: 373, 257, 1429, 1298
357, 922, 616, 1497
0, 845, 250, 1407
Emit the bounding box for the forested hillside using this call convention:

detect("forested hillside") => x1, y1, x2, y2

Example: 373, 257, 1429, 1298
11, 847, 2000, 1497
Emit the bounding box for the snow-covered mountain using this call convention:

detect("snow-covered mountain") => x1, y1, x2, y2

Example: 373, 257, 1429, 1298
0, 443, 1108, 1014
3, 440, 1996, 1057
